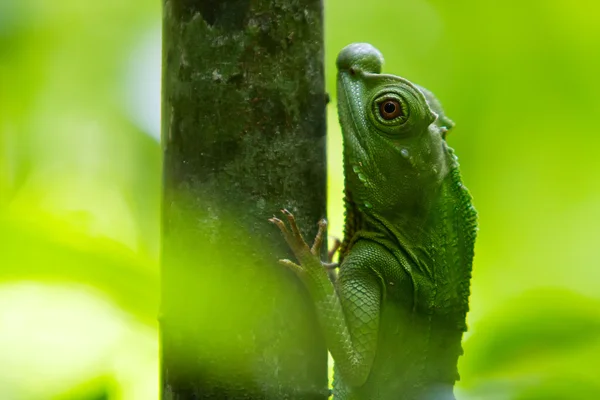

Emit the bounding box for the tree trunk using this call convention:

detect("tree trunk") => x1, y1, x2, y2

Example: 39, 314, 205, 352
161, 1, 328, 399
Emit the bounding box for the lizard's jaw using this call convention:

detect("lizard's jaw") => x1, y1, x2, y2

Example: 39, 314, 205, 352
337, 70, 387, 214
335, 43, 385, 169
337, 71, 370, 166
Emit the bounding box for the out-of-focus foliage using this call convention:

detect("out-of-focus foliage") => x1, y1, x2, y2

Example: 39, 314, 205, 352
1, 0, 599, 399
1, 0, 160, 398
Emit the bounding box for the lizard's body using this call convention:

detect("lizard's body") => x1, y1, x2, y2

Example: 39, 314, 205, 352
334, 164, 476, 399
272, 43, 477, 400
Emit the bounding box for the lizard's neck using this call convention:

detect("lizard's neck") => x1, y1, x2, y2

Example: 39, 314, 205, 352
338, 184, 436, 265
339, 186, 366, 262
364, 160, 476, 282
341, 154, 469, 257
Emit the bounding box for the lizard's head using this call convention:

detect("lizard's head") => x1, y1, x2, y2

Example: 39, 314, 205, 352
336, 43, 450, 220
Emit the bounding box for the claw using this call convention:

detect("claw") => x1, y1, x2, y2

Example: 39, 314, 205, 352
323, 262, 339, 270
311, 218, 327, 255
269, 216, 287, 234
281, 209, 304, 243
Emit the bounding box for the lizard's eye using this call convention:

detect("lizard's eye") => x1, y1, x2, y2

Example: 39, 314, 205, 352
379, 100, 403, 120
372, 93, 408, 126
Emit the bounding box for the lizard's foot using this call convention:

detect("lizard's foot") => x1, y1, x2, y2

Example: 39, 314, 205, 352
269, 209, 331, 276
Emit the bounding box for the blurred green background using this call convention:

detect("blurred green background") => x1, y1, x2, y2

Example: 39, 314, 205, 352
1, 0, 599, 399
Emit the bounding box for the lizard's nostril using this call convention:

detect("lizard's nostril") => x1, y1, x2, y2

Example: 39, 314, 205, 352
336, 43, 384, 74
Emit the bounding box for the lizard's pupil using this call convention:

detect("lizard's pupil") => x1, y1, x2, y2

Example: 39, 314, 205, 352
379, 100, 402, 120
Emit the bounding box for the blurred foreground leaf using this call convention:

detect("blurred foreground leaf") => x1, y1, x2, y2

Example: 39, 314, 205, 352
459, 288, 600, 398
0, 216, 158, 326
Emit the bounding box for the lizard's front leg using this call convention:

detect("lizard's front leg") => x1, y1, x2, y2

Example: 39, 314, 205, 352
270, 210, 381, 388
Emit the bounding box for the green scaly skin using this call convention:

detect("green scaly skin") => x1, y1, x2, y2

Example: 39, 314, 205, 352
271, 43, 477, 400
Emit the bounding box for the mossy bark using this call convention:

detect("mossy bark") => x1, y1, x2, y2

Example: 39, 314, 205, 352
161, 1, 327, 399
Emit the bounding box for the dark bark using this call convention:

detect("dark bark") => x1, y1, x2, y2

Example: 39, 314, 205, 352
161, 1, 328, 399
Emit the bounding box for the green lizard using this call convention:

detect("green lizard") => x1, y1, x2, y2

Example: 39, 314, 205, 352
270, 43, 477, 400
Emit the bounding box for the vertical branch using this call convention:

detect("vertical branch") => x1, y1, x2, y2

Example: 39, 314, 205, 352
161, 1, 328, 399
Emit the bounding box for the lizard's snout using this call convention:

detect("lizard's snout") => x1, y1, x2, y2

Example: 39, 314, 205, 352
336, 43, 384, 75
